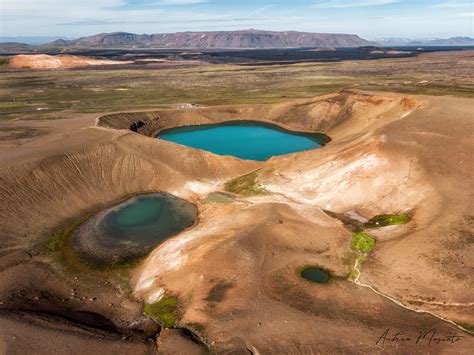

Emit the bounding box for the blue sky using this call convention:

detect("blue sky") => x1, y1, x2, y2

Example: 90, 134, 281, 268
1, 0, 473, 38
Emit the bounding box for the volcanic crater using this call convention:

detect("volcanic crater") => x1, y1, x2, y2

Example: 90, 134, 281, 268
1, 90, 473, 353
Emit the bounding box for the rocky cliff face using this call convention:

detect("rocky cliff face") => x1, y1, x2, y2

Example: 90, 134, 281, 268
52, 29, 374, 48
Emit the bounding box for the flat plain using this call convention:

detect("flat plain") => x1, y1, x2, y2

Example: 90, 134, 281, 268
1, 49, 473, 120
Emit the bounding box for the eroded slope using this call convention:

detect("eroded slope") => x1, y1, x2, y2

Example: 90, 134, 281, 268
0, 91, 472, 353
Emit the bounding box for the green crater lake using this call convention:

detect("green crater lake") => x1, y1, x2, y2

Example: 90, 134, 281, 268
71, 193, 197, 267
301, 267, 331, 283
158, 121, 329, 161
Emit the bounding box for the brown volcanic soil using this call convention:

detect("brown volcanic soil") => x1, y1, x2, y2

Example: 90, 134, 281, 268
0, 91, 473, 353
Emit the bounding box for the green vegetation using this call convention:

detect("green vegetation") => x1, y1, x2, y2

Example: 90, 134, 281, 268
0, 57, 9, 67
348, 254, 368, 280
48, 215, 141, 270
360, 82, 474, 98
345, 212, 410, 278
48, 219, 84, 252
350, 231, 375, 254
47, 217, 137, 302
186, 322, 206, 333
144, 296, 179, 328
47, 191, 162, 271
203, 192, 235, 204
365, 213, 411, 228
90, 257, 142, 271
2, 51, 471, 120
0, 67, 351, 120
344, 212, 411, 278
224, 169, 267, 196
457, 322, 474, 334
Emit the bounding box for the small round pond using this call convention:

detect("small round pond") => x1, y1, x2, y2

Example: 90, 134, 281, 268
157, 121, 329, 161
301, 267, 331, 283
71, 193, 197, 267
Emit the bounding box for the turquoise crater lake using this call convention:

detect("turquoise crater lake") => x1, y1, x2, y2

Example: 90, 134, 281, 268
157, 121, 329, 161
71, 193, 197, 267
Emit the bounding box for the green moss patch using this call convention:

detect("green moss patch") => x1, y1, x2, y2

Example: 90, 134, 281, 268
365, 213, 411, 228
186, 322, 206, 334
48, 219, 85, 252
224, 170, 267, 196
48, 216, 139, 271
0, 57, 9, 67
47, 191, 172, 271
351, 231, 375, 254
348, 254, 368, 280
144, 296, 179, 328
457, 322, 474, 334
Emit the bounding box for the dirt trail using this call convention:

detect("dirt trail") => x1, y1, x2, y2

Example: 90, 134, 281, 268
352, 257, 473, 334
223, 188, 474, 335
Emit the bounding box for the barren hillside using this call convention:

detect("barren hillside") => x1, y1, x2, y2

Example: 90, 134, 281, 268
0, 91, 472, 352
52, 29, 374, 48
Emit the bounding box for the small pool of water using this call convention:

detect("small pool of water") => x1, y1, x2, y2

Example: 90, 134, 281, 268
301, 267, 331, 283
71, 193, 197, 267
157, 121, 329, 161
203, 191, 235, 204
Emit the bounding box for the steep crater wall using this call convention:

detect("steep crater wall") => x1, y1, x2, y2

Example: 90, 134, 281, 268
97, 90, 421, 140
0, 91, 421, 249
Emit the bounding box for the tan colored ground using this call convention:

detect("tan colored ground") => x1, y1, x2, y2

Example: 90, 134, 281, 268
0, 91, 473, 353
8, 54, 133, 69
7, 54, 203, 70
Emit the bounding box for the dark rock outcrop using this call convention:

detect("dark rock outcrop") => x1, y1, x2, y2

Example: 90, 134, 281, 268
130, 120, 146, 132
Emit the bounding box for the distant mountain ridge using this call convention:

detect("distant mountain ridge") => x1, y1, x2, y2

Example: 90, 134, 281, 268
0, 36, 68, 45
50, 29, 375, 48
407, 37, 474, 46
376, 36, 474, 46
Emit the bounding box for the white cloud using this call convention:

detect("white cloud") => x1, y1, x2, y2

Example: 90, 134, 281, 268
312, 0, 398, 9
1, 0, 204, 18
247, 5, 277, 17
432, 2, 473, 8
158, 0, 207, 4
1, 0, 473, 38
2, 0, 122, 18
2, 0, 120, 12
